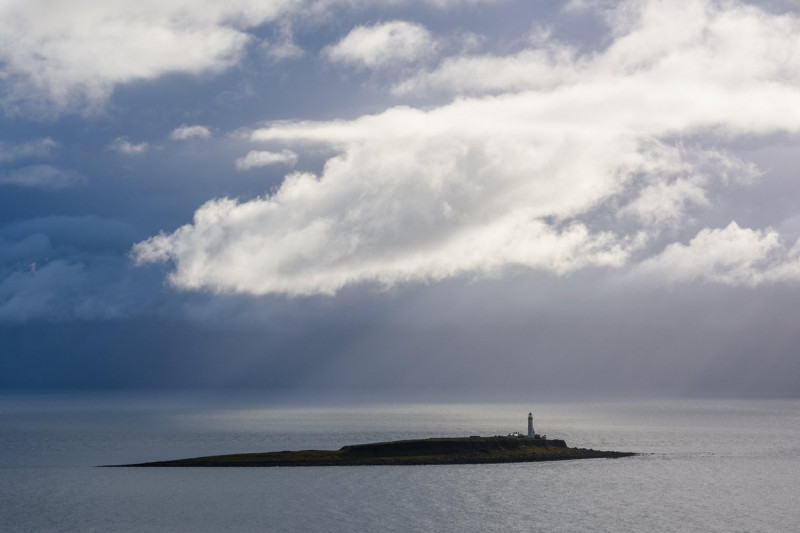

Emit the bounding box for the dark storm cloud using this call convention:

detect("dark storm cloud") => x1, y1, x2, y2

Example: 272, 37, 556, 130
0, 216, 165, 322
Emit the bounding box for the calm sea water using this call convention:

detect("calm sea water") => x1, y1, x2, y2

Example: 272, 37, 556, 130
1, 393, 798, 532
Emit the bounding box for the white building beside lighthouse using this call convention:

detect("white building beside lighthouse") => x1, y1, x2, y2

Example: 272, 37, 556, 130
528, 412, 534, 438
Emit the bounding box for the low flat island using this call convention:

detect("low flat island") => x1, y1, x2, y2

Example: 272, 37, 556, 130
117, 436, 635, 467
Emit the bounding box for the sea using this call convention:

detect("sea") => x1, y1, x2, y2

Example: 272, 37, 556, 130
1, 393, 798, 532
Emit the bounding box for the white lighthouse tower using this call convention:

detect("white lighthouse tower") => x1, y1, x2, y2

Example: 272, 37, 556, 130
527, 412, 534, 438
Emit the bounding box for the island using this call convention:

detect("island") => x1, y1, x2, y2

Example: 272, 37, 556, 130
117, 436, 634, 467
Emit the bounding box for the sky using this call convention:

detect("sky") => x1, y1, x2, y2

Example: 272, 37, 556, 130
1, 0, 800, 398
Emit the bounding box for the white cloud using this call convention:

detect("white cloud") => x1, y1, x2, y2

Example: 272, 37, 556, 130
235, 149, 298, 171
0, 1, 285, 114
393, 46, 579, 96
324, 21, 436, 69
134, 0, 800, 296
620, 177, 709, 227
133, 196, 631, 296
308, 0, 502, 12
0, 0, 502, 115
108, 137, 149, 155
398, 0, 800, 98
617, 145, 762, 228
635, 222, 800, 286
562, 0, 618, 15
0, 165, 85, 190
170, 125, 212, 141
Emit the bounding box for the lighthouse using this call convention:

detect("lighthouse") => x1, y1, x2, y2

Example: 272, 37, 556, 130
527, 412, 534, 438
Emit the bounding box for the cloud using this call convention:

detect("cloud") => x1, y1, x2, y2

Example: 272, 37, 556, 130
134, 0, 800, 296
308, 0, 503, 12
392, 46, 579, 96
562, 0, 619, 14
133, 195, 631, 295
324, 21, 436, 69
0, 165, 85, 190
0, 217, 159, 322
260, 22, 304, 61
0, 259, 88, 322
235, 149, 298, 171
0, 0, 504, 115
0, 138, 75, 189
0, 255, 155, 322
616, 146, 762, 228
0, 1, 280, 115
0, 138, 57, 163
108, 137, 149, 155
398, 0, 800, 98
264, 39, 304, 61
635, 222, 800, 286
170, 125, 212, 141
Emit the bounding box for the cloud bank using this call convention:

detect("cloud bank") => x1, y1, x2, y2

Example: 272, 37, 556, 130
134, 0, 800, 296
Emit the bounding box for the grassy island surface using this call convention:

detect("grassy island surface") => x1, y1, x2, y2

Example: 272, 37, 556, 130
116, 436, 635, 467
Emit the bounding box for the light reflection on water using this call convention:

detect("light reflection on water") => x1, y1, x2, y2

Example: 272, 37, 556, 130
1, 394, 799, 532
